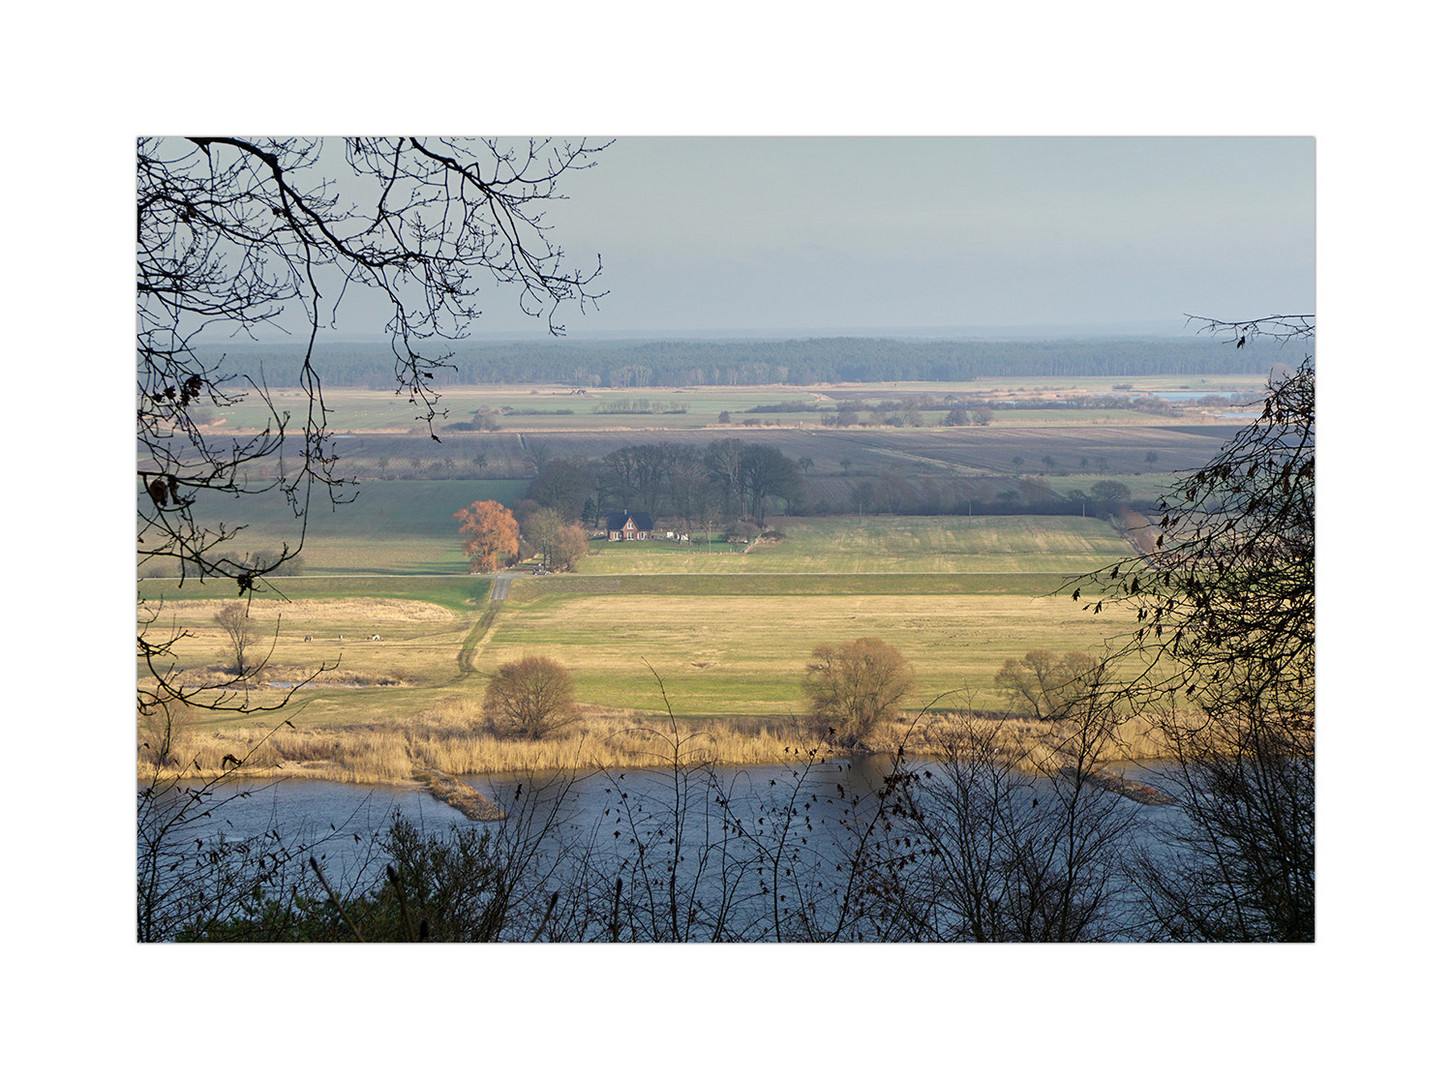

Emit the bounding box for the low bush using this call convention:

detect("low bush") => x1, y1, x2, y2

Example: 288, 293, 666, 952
802, 636, 916, 747
485, 656, 580, 739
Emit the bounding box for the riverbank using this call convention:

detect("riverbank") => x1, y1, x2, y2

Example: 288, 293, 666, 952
137, 704, 1165, 788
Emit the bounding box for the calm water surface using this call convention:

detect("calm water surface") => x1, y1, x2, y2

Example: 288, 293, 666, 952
143, 757, 1183, 880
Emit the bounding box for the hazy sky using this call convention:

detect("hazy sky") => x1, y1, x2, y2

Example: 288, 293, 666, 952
527, 136, 1314, 337
214, 136, 1312, 341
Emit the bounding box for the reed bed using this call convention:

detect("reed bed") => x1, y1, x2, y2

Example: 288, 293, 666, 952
138, 702, 1167, 788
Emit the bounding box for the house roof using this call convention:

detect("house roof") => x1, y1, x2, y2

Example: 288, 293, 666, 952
605, 510, 653, 531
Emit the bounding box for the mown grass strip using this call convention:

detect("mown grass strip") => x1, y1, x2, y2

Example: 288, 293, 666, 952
458, 599, 505, 675
510, 572, 1076, 600
138, 574, 495, 613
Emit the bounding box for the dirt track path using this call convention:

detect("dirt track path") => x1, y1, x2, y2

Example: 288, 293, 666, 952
457, 573, 522, 674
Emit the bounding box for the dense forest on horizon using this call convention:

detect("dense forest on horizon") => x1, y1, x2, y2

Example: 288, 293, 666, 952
200, 335, 1292, 389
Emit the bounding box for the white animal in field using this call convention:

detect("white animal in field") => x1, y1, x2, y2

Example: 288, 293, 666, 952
368, 634, 381, 641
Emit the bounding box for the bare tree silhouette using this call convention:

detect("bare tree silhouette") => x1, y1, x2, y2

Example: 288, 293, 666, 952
1071, 314, 1315, 940
137, 136, 607, 717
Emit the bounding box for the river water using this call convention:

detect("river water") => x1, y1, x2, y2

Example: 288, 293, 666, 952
140, 755, 1187, 940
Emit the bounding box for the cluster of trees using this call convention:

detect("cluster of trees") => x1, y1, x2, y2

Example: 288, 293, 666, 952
525, 439, 803, 529
140, 546, 306, 580
942, 404, 995, 426
591, 397, 687, 415
518, 507, 589, 571
518, 437, 1157, 528
454, 500, 588, 573
745, 392, 1190, 429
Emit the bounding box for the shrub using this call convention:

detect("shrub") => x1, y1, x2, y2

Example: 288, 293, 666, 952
994, 649, 1100, 723
802, 637, 916, 747
485, 656, 579, 739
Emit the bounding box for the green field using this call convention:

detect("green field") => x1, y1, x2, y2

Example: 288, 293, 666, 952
160, 479, 526, 574
139, 510, 1138, 723
581, 515, 1129, 575
475, 587, 1131, 717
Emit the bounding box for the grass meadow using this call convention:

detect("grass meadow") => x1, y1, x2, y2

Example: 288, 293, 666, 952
583, 515, 1129, 575
476, 587, 1133, 717
158, 479, 527, 574
140, 376, 1217, 781
139, 510, 1140, 786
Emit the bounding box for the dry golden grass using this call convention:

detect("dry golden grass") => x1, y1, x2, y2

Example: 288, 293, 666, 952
137, 698, 810, 786
141, 596, 457, 624
872, 709, 1162, 765
138, 595, 469, 697
138, 700, 1167, 788
260, 666, 411, 687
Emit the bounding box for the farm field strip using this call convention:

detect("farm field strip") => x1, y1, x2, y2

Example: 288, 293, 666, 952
580, 515, 1132, 575
210, 376, 1269, 434
141, 573, 1132, 724
192, 419, 1243, 476
141, 513, 1136, 582
512, 572, 1080, 599
476, 590, 1136, 717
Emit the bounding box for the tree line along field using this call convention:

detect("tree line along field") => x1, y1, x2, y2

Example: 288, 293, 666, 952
210, 335, 1283, 393
137, 513, 1141, 729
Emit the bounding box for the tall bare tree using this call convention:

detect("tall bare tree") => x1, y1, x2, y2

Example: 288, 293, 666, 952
212, 602, 257, 676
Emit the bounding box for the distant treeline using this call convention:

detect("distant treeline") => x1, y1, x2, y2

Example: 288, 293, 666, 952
523, 440, 1151, 529
209, 336, 1284, 388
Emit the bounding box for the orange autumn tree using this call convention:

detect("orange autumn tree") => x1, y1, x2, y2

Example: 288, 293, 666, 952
453, 500, 520, 572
